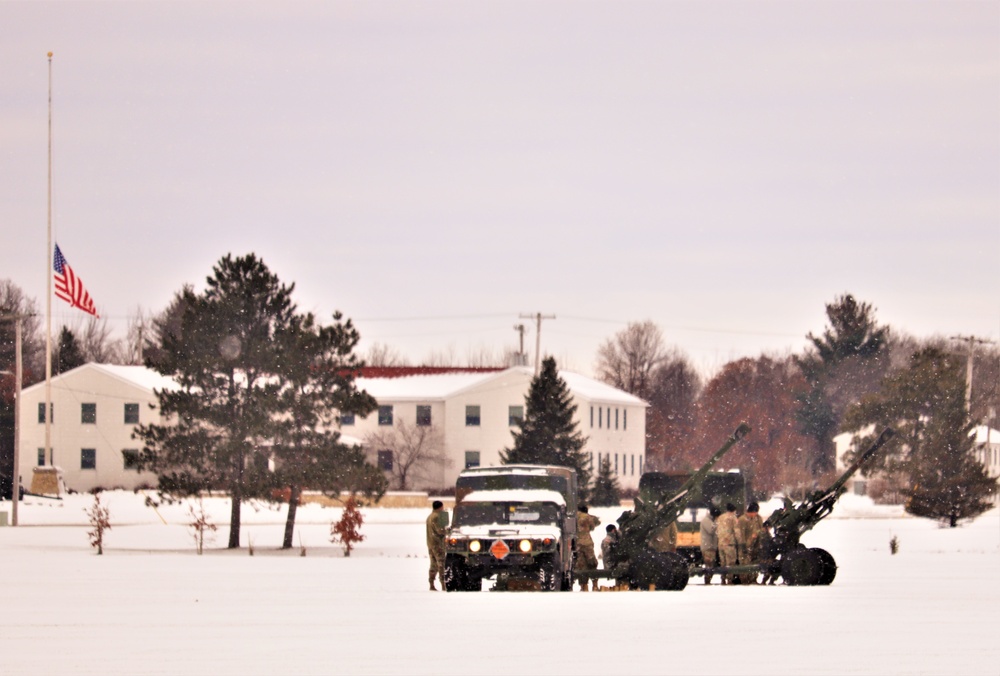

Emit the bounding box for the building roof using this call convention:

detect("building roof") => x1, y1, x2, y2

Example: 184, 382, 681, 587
22, 363, 645, 407
22, 363, 179, 395
356, 366, 647, 406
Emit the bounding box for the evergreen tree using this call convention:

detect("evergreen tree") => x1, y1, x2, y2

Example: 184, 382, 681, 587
590, 456, 621, 507
136, 254, 297, 548
796, 294, 890, 474
843, 347, 997, 526
56, 326, 85, 374
272, 311, 385, 549
501, 357, 590, 495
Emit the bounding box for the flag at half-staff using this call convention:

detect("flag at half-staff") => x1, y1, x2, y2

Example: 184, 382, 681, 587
53, 243, 99, 317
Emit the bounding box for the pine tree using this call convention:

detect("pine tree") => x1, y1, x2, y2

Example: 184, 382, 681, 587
136, 254, 297, 548
843, 346, 997, 526
56, 326, 84, 374
501, 357, 591, 495
590, 456, 621, 507
272, 311, 384, 549
796, 294, 890, 474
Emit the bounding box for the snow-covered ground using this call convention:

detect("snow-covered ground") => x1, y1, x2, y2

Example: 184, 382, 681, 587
1, 492, 997, 676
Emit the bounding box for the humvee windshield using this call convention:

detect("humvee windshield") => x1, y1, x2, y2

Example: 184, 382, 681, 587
453, 502, 563, 527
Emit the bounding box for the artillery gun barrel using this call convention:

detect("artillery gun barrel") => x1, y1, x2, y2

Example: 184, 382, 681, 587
824, 427, 895, 498
620, 423, 751, 545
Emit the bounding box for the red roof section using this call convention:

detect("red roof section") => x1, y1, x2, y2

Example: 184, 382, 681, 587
356, 366, 506, 379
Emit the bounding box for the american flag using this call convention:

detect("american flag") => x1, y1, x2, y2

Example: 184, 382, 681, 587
53, 244, 99, 317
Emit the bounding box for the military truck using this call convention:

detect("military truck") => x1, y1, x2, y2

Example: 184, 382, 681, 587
444, 465, 578, 592
638, 469, 750, 563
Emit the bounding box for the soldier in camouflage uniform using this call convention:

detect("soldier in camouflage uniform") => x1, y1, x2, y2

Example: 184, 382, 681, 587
699, 505, 721, 584
575, 504, 601, 591
649, 520, 678, 554
736, 501, 765, 584
600, 524, 620, 568
426, 500, 447, 591
715, 502, 739, 584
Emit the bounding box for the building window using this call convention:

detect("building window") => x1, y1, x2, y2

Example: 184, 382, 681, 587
81, 448, 96, 470
615, 453, 619, 474
377, 449, 393, 472
623, 409, 627, 430
631, 454, 635, 476
615, 408, 619, 430
122, 449, 140, 470
465, 405, 481, 426
590, 406, 594, 427
508, 405, 523, 426
81, 403, 97, 424
465, 451, 480, 469
598, 408, 602, 428
416, 405, 432, 426
124, 403, 140, 424
378, 405, 394, 426
340, 412, 355, 426
37, 448, 45, 466
38, 403, 53, 423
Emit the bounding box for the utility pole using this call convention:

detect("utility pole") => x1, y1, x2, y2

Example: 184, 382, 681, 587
519, 312, 555, 375
951, 335, 995, 414
512, 323, 527, 366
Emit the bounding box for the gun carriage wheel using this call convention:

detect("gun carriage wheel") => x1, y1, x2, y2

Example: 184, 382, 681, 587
781, 547, 836, 586
630, 549, 689, 591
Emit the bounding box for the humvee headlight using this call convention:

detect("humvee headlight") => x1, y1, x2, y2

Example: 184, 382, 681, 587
518, 539, 532, 553
469, 540, 482, 553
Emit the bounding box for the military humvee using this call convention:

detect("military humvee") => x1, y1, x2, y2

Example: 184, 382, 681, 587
444, 465, 578, 592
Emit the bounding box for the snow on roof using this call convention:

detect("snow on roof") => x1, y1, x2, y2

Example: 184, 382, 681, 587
460, 489, 566, 506
90, 364, 180, 392
355, 371, 494, 400
21, 363, 180, 395
356, 366, 646, 406
973, 425, 1000, 444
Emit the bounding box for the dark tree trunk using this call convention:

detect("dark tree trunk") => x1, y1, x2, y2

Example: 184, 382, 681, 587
228, 452, 244, 549
282, 485, 302, 549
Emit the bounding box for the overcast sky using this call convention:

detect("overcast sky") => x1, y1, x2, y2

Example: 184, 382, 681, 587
2, 1, 997, 376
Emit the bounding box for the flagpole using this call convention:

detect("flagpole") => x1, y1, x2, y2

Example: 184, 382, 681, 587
44, 51, 53, 470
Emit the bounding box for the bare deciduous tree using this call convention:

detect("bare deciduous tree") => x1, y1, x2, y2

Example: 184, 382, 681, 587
365, 341, 411, 367
594, 320, 667, 399
364, 421, 450, 490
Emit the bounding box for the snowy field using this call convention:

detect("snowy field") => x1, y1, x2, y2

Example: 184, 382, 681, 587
1, 492, 997, 676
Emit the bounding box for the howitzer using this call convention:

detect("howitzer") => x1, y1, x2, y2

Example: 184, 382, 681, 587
761, 427, 896, 586
598, 422, 752, 590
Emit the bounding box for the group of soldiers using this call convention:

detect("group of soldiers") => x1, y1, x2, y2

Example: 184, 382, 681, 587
699, 501, 774, 584
427, 499, 778, 591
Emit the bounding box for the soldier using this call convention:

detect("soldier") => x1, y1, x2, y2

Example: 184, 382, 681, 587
426, 500, 447, 591
736, 501, 765, 584
600, 524, 620, 567
650, 520, 678, 554
575, 503, 601, 591
699, 505, 721, 584
715, 502, 739, 584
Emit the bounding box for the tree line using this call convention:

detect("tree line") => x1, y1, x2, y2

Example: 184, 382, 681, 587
3, 266, 998, 528
594, 297, 998, 525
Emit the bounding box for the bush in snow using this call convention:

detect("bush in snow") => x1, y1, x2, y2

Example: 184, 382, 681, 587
85, 493, 112, 555
330, 496, 365, 557
188, 497, 217, 555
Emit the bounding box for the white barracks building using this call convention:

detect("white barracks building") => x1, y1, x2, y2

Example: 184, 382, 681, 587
19, 364, 647, 493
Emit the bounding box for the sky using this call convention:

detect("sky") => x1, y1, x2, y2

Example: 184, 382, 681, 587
2, 491, 998, 675
2, 1, 998, 376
